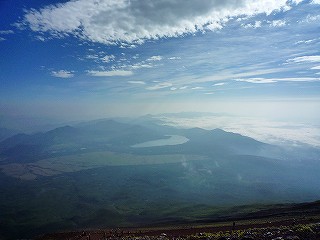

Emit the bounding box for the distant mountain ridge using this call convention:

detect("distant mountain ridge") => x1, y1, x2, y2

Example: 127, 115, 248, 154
0, 127, 19, 142
0, 118, 274, 164
0, 119, 164, 163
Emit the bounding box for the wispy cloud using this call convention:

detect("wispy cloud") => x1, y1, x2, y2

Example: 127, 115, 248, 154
0, 30, 14, 34
128, 81, 145, 85
101, 54, 115, 63
191, 86, 204, 90
147, 56, 162, 61
127, 55, 163, 70
173, 67, 289, 85
213, 82, 226, 86
86, 54, 99, 60
51, 70, 74, 78
287, 55, 320, 63
131, 63, 153, 69
179, 86, 188, 90
300, 14, 320, 23
168, 57, 181, 60
236, 77, 320, 83
311, 66, 320, 70
87, 70, 133, 77
0, 28, 14, 41
146, 82, 172, 90
270, 20, 286, 27
236, 78, 276, 84
291, 0, 305, 4
295, 39, 317, 45
242, 21, 262, 29
21, 0, 297, 45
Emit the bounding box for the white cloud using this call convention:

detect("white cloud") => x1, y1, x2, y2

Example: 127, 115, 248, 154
242, 21, 262, 28
213, 82, 226, 86
35, 35, 46, 42
291, 0, 304, 4
236, 77, 320, 83
172, 67, 288, 85
101, 54, 115, 63
22, 0, 294, 45
87, 70, 133, 77
146, 82, 172, 90
0, 30, 14, 34
86, 54, 99, 60
147, 55, 162, 61
311, 0, 320, 4
179, 86, 188, 90
120, 43, 138, 49
287, 55, 320, 63
311, 65, 320, 70
0, 37, 5, 41
128, 80, 145, 84
131, 63, 153, 69
168, 57, 181, 60
236, 16, 250, 22
301, 14, 320, 23
51, 70, 74, 78
271, 19, 286, 27
236, 78, 276, 83
130, 56, 163, 69
206, 21, 224, 31
295, 39, 316, 44
191, 86, 204, 90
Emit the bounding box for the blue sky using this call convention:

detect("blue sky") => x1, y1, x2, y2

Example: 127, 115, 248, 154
1, 0, 320, 123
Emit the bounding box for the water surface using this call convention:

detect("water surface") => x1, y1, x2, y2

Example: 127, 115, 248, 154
131, 135, 189, 148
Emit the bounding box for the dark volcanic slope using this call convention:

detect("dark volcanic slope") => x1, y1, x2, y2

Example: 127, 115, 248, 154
37, 200, 320, 240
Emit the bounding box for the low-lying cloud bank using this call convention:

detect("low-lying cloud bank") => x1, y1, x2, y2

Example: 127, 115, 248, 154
155, 114, 320, 148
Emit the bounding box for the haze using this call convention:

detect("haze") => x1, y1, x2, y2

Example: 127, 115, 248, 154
1, 0, 320, 239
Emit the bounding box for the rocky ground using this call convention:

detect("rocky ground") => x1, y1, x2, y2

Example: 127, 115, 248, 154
37, 221, 320, 240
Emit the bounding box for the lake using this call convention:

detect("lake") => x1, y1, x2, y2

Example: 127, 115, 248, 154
131, 135, 189, 148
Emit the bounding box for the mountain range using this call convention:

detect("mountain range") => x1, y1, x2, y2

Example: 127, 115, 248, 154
0, 117, 320, 239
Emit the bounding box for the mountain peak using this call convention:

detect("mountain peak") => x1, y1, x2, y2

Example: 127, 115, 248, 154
211, 128, 226, 133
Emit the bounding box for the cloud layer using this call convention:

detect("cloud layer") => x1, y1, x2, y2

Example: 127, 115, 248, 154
23, 0, 296, 45
51, 70, 74, 78
87, 70, 133, 77
156, 114, 320, 147
288, 55, 320, 63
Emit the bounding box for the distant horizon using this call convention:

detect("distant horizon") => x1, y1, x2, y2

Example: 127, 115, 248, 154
1, 110, 320, 149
